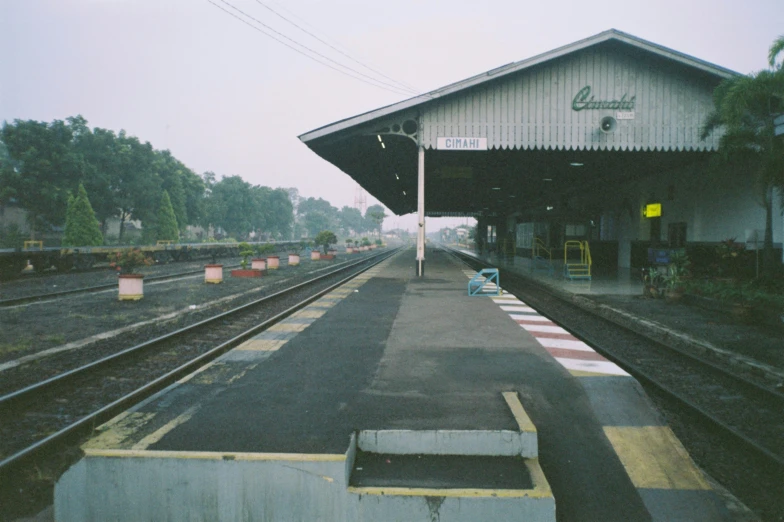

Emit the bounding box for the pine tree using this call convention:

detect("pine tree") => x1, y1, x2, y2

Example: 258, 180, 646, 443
156, 190, 180, 241
62, 184, 103, 246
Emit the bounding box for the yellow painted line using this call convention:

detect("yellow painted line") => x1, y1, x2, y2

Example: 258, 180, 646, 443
83, 412, 157, 450
132, 404, 201, 450
347, 486, 550, 499
177, 361, 218, 384
267, 322, 309, 333
502, 391, 537, 433
83, 449, 346, 461
604, 426, 711, 490
290, 309, 326, 319
569, 369, 610, 377
237, 339, 287, 351
525, 458, 553, 497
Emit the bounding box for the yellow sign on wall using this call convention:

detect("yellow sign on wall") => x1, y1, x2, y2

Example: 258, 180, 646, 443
643, 203, 661, 218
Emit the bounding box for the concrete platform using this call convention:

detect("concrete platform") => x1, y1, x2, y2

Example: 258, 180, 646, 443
55, 247, 728, 521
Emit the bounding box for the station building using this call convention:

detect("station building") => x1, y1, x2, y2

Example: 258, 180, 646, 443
300, 29, 783, 273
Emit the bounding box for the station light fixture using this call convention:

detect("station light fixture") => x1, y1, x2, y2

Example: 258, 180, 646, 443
395, 173, 400, 180
491, 187, 501, 190
569, 162, 584, 167
381, 142, 385, 149
542, 178, 553, 181
546, 205, 554, 211
377, 135, 382, 142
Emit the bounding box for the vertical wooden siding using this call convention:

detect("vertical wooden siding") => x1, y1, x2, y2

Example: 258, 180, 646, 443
421, 48, 721, 152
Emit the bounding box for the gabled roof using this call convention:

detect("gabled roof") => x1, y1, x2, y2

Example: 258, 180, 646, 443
299, 29, 737, 143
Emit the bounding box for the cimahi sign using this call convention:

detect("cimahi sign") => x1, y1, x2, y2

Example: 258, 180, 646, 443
572, 86, 636, 112
436, 137, 488, 150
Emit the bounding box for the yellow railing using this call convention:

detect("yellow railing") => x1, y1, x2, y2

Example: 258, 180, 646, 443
533, 237, 552, 263
563, 240, 591, 266
156, 240, 175, 246
24, 241, 43, 250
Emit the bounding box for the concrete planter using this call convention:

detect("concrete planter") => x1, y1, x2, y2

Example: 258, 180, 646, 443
310, 251, 321, 261
118, 274, 144, 301
288, 254, 300, 266
267, 256, 280, 270
251, 258, 266, 271
321, 254, 335, 260
204, 264, 223, 284
230, 269, 263, 278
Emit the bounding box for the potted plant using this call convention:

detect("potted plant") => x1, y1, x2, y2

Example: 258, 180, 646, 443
345, 238, 354, 253
663, 252, 690, 301
288, 242, 302, 266
204, 263, 224, 284
110, 249, 153, 300
253, 244, 275, 271
375, 239, 384, 248
309, 241, 321, 261
314, 230, 337, 260
360, 237, 371, 251
265, 243, 280, 270
231, 242, 263, 278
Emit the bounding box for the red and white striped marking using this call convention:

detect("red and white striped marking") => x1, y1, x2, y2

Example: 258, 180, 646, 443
462, 270, 628, 377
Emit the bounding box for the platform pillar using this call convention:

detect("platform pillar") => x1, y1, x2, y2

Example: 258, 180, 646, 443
416, 146, 425, 277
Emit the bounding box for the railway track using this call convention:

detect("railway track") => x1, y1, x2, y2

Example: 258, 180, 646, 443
0, 248, 399, 478
0, 263, 243, 307
448, 247, 784, 520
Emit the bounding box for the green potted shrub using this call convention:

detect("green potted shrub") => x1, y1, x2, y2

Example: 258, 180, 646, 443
253, 244, 275, 270
110, 249, 153, 300
288, 242, 302, 266
314, 231, 338, 259
231, 242, 263, 278
345, 238, 354, 253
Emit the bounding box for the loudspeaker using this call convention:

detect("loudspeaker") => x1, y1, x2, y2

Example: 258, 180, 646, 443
600, 116, 617, 133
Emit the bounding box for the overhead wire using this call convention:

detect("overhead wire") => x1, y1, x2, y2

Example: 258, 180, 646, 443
207, 0, 418, 97
251, 0, 420, 94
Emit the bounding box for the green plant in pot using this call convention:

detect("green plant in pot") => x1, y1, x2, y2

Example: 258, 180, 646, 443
238, 242, 254, 269
110, 248, 152, 274
314, 230, 337, 254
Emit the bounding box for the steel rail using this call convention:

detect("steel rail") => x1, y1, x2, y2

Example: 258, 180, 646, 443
0, 264, 239, 307
0, 252, 378, 307
0, 249, 396, 405
0, 247, 400, 473
446, 246, 784, 468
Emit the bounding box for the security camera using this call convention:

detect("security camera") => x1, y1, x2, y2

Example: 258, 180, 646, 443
600, 116, 617, 133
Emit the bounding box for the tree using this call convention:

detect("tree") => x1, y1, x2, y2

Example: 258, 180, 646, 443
155, 190, 180, 241
0, 118, 87, 239
365, 204, 387, 237
338, 206, 364, 235
313, 230, 337, 254
62, 183, 103, 246
701, 35, 784, 276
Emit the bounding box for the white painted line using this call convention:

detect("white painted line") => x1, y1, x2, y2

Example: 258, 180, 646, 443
535, 337, 594, 351
509, 314, 551, 322
520, 324, 570, 334
500, 305, 537, 313
556, 357, 630, 376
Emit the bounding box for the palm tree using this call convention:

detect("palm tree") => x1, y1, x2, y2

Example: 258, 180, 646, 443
701, 35, 784, 276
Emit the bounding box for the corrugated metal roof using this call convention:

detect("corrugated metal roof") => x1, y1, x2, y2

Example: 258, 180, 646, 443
299, 29, 736, 144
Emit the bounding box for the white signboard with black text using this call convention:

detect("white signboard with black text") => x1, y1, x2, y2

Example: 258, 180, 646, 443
436, 137, 488, 150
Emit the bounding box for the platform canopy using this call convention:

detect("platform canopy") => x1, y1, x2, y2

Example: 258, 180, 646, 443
299, 29, 736, 219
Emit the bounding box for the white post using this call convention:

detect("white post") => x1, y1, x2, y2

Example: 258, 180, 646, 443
416, 146, 425, 276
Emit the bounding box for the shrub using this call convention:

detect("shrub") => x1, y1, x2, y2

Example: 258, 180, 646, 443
314, 230, 337, 254
109, 248, 152, 274
62, 184, 103, 247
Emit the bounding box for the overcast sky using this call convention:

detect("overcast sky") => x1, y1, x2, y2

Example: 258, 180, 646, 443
2, 0, 782, 232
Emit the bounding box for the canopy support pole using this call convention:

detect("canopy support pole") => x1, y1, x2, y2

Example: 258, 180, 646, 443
416, 146, 425, 277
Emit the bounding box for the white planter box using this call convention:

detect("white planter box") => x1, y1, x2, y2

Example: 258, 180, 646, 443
118, 274, 144, 300
204, 264, 223, 284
